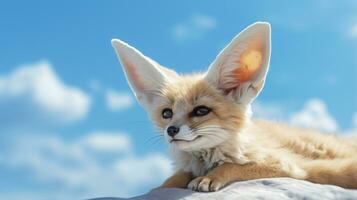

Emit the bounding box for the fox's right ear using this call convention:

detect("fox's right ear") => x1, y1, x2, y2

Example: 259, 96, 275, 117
111, 39, 178, 109
204, 22, 271, 105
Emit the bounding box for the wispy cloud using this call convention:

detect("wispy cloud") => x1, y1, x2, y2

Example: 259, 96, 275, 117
0, 61, 91, 127
289, 99, 338, 132
268, 1, 357, 35
344, 113, 357, 135
348, 22, 357, 39
172, 14, 217, 42
79, 132, 131, 153
105, 89, 134, 111
352, 113, 357, 131
252, 101, 285, 120
1, 132, 172, 199
88, 79, 101, 92
253, 98, 354, 134
114, 154, 172, 187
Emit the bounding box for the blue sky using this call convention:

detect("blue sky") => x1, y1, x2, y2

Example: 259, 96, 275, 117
0, 0, 356, 199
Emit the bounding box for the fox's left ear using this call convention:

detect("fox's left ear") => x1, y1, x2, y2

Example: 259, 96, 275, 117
204, 22, 271, 104
111, 39, 179, 110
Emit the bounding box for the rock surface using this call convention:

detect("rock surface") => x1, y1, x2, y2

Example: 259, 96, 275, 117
90, 178, 357, 200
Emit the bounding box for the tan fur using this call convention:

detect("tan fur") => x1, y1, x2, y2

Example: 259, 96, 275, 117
154, 75, 357, 190
112, 23, 357, 192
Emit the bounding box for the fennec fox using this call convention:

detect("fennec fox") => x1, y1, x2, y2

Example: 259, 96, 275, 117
111, 22, 357, 192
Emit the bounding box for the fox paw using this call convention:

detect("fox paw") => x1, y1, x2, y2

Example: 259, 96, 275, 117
187, 176, 223, 192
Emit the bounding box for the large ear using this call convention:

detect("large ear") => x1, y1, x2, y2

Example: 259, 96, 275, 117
204, 22, 271, 104
111, 39, 179, 109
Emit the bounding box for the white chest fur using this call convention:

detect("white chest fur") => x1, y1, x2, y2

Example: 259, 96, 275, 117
172, 147, 235, 177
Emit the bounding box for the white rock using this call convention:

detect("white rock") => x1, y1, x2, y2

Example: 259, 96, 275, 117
90, 178, 357, 200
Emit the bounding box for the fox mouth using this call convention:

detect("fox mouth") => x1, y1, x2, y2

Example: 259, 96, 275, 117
169, 135, 202, 143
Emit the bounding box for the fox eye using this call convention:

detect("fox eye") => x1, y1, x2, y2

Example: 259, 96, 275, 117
162, 108, 173, 119
191, 105, 211, 117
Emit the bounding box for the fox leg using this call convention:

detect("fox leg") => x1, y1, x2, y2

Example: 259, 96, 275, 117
188, 162, 288, 192
156, 170, 193, 189
303, 158, 357, 189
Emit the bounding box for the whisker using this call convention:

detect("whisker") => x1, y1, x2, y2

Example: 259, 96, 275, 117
194, 126, 231, 133
203, 134, 227, 142
153, 126, 165, 134
194, 127, 224, 133
145, 135, 165, 148
194, 127, 229, 141
145, 134, 163, 144
194, 125, 222, 129
150, 137, 164, 146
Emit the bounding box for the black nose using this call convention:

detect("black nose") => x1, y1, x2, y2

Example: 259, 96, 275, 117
167, 126, 180, 137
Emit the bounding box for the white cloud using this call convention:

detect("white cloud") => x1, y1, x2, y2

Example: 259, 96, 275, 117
88, 79, 101, 92
253, 98, 349, 133
348, 23, 357, 39
350, 113, 357, 134
0, 61, 91, 125
115, 154, 172, 187
289, 99, 338, 132
2, 132, 172, 199
80, 132, 131, 153
344, 113, 357, 135
252, 101, 285, 120
172, 14, 217, 41
106, 89, 133, 111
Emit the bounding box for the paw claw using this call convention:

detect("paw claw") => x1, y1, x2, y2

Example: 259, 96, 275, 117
209, 181, 221, 191
188, 176, 223, 192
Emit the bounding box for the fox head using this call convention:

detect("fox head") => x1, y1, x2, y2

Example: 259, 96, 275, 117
112, 22, 271, 152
